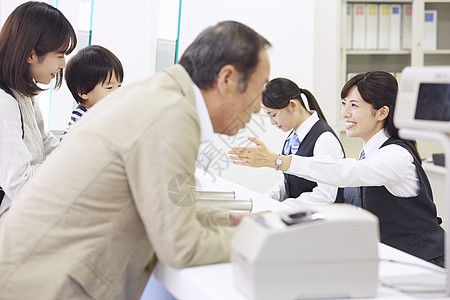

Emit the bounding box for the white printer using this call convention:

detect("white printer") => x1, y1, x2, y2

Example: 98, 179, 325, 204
231, 204, 379, 300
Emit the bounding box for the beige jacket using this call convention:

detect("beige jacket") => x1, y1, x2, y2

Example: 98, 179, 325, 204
0, 65, 235, 300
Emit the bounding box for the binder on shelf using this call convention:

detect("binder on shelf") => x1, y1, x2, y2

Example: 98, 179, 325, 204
424, 10, 437, 50
401, 4, 412, 49
378, 4, 390, 49
389, 4, 401, 50
352, 4, 366, 49
365, 4, 378, 49
346, 4, 353, 49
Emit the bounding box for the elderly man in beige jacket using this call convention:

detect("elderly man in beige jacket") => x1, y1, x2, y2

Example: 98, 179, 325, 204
0, 21, 271, 299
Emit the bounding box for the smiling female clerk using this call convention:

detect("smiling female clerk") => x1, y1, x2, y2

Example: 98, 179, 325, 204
230, 71, 444, 267
0, 2, 77, 214
243, 77, 345, 208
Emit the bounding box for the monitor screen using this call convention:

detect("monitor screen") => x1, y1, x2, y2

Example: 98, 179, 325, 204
414, 83, 450, 122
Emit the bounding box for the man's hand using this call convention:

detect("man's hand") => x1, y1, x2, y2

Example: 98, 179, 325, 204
229, 212, 249, 226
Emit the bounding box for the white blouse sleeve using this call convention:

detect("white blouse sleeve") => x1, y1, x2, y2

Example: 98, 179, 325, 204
34, 99, 58, 155
0, 94, 40, 199
286, 143, 417, 193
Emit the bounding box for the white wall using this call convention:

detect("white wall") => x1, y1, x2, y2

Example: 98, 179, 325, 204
47, 1, 81, 131
313, 0, 342, 129
0, 0, 321, 194
157, 0, 179, 40
178, 0, 316, 193
91, 0, 159, 85
178, 0, 315, 87
0, 0, 28, 27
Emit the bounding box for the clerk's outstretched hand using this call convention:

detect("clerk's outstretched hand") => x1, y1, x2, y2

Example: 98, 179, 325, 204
228, 136, 277, 168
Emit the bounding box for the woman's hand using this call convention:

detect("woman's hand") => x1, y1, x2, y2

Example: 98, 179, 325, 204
228, 136, 277, 168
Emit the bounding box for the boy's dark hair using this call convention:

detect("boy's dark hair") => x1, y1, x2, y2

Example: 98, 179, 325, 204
0, 1, 77, 97
65, 45, 124, 104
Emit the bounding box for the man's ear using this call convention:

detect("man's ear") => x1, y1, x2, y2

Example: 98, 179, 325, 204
377, 106, 390, 121
27, 49, 37, 64
216, 64, 238, 95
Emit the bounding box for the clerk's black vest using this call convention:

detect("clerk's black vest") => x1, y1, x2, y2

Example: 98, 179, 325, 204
283, 120, 345, 203
360, 138, 444, 261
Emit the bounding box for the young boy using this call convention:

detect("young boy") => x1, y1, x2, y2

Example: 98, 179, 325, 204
62, 45, 123, 138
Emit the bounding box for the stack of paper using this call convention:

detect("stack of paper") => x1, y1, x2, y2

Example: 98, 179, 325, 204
196, 199, 253, 212
195, 190, 253, 212
196, 190, 236, 199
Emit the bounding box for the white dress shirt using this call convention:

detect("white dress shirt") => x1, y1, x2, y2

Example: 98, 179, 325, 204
192, 83, 214, 143
193, 83, 216, 172
0, 89, 58, 214
287, 129, 420, 197
265, 112, 344, 208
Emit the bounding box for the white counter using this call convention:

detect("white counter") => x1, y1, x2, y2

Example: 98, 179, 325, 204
153, 243, 447, 300
142, 169, 448, 300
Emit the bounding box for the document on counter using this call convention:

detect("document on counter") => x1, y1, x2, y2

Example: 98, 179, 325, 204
194, 168, 290, 213
196, 190, 235, 199
195, 189, 252, 212
196, 198, 253, 212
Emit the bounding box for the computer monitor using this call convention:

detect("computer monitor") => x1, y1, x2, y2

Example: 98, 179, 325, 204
394, 66, 450, 133
395, 67, 450, 296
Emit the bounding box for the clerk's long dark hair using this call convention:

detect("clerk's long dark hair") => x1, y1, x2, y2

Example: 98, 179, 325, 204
341, 71, 421, 162
262, 77, 328, 123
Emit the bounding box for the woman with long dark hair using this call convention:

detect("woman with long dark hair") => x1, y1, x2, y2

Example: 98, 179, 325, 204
235, 77, 345, 207
230, 71, 444, 267
0, 1, 77, 213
